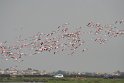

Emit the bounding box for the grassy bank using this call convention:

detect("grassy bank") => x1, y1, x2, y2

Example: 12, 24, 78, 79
48, 78, 124, 83
0, 76, 124, 83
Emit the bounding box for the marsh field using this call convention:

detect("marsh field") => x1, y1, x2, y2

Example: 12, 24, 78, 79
0, 77, 124, 83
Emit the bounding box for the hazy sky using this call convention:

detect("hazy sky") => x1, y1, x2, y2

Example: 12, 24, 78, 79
0, 0, 124, 72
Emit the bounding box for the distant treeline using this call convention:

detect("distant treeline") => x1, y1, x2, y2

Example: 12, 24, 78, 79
0, 74, 124, 78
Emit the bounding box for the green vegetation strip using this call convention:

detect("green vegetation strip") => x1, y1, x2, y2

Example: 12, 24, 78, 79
0, 77, 124, 83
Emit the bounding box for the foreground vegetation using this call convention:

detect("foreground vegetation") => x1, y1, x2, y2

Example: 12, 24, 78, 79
48, 78, 124, 83
0, 76, 124, 83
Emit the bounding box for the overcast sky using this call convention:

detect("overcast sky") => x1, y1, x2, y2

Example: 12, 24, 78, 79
0, 0, 124, 72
